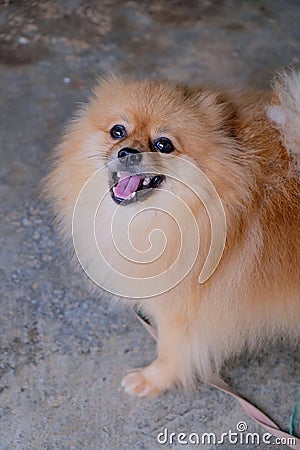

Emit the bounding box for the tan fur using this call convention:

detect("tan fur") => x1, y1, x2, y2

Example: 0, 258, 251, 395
43, 72, 300, 396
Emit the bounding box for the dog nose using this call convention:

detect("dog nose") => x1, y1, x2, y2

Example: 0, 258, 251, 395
118, 148, 142, 165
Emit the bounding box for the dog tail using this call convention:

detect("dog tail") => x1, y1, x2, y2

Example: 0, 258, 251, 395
267, 69, 300, 171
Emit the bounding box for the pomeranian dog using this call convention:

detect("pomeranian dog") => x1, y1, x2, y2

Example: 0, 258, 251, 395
44, 70, 300, 397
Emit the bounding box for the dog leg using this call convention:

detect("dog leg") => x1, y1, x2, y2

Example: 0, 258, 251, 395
122, 314, 189, 396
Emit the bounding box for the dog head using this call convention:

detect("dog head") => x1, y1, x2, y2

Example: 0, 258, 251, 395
81, 77, 242, 208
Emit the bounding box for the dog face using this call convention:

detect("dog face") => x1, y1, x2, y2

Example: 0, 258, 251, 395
81, 78, 239, 210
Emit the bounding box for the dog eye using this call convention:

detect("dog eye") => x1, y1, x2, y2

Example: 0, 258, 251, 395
154, 137, 174, 153
110, 124, 127, 139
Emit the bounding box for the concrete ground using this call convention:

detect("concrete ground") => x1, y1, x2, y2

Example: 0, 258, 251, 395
0, 1, 299, 449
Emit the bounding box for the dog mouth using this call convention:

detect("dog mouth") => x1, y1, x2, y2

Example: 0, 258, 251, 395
111, 171, 165, 205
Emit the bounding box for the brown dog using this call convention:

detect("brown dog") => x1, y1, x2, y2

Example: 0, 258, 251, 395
44, 70, 300, 396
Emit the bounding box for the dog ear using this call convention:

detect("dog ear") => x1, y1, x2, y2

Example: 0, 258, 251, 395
193, 89, 239, 138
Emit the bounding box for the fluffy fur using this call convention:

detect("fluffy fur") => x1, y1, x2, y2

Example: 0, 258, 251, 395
44, 70, 300, 396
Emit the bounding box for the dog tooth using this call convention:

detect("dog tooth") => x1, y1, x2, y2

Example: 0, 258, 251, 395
117, 171, 121, 178
143, 177, 150, 186
130, 192, 136, 199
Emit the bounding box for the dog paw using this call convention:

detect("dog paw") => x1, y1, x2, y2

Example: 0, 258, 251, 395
122, 367, 164, 397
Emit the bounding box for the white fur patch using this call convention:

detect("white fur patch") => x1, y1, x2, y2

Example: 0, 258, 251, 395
268, 70, 300, 169
266, 105, 286, 127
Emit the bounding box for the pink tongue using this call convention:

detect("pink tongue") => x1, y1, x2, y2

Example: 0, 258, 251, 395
113, 174, 143, 199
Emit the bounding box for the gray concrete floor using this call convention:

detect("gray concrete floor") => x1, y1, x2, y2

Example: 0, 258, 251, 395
0, 1, 299, 449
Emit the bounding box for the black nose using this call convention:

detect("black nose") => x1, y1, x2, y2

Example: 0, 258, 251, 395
118, 148, 142, 165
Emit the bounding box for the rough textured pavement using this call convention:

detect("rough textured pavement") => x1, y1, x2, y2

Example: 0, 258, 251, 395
0, 1, 299, 449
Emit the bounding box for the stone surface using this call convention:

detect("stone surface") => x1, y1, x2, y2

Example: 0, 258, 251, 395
0, 1, 299, 449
